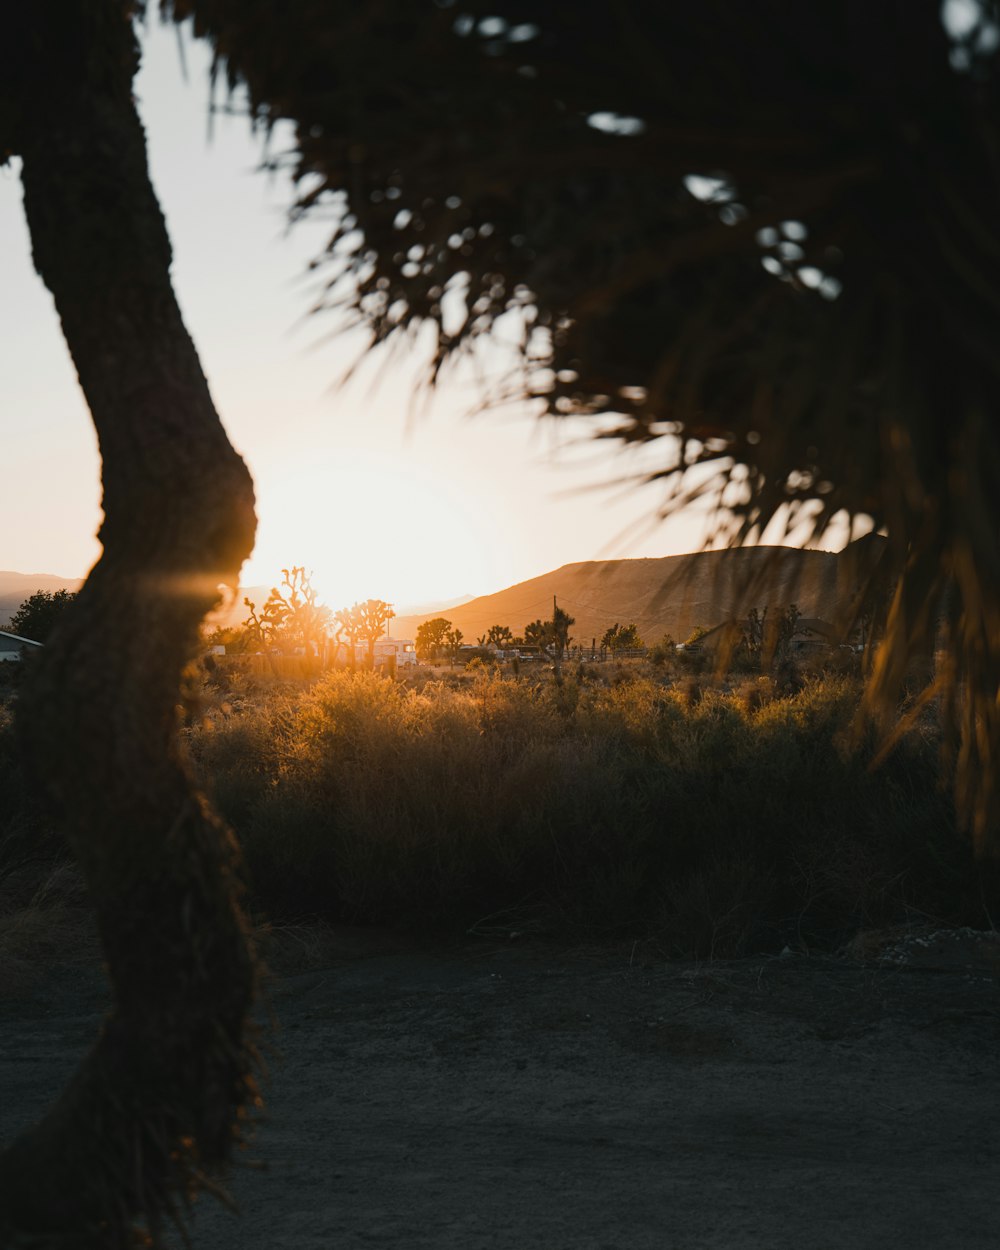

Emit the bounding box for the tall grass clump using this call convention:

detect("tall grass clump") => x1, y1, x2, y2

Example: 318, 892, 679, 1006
189, 668, 992, 953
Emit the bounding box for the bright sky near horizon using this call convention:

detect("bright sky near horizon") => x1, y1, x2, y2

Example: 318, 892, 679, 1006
2, 19, 810, 611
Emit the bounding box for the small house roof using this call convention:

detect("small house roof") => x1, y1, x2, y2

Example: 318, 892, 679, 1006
0, 630, 43, 649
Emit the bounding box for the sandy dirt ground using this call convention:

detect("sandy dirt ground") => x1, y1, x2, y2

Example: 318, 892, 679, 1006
3, 928, 1000, 1249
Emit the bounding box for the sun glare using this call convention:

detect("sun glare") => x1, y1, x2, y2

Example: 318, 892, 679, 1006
244, 449, 498, 611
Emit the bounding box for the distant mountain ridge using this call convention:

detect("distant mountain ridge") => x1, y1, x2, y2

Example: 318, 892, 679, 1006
391, 544, 884, 647
3, 543, 884, 643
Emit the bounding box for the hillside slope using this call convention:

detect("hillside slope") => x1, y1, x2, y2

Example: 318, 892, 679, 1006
391, 545, 881, 647
3, 543, 883, 645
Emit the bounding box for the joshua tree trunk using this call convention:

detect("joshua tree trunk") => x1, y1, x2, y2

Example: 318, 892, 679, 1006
0, 9, 260, 1247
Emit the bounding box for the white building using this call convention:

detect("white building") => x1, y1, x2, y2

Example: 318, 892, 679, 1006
371, 638, 417, 668
330, 638, 418, 667
0, 630, 43, 662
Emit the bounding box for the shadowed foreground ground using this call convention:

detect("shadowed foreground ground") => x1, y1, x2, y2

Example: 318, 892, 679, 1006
3, 931, 999, 1248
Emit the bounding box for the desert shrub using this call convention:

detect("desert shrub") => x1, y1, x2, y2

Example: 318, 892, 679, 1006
1, 665, 984, 956
182, 669, 989, 951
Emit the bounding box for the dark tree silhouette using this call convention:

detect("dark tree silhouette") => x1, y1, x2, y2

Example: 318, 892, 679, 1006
354, 598, 396, 667
7, 590, 77, 643
4, 0, 1000, 1243
415, 616, 453, 660
246, 566, 331, 655
444, 626, 465, 663
243, 592, 285, 649
333, 599, 394, 666
486, 624, 514, 650
602, 622, 643, 655
523, 619, 549, 649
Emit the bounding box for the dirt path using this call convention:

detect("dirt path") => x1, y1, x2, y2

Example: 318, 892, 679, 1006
3, 932, 1000, 1248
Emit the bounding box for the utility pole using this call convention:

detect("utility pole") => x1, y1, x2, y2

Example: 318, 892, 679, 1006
552, 593, 562, 682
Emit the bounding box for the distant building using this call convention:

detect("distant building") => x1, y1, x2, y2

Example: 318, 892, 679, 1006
330, 638, 418, 667
0, 630, 43, 662
510, 645, 546, 660
372, 639, 417, 668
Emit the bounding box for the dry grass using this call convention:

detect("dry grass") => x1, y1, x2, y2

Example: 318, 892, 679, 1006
1, 666, 994, 965
187, 668, 987, 954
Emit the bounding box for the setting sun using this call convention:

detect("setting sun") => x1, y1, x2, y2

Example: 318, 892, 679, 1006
244, 447, 499, 611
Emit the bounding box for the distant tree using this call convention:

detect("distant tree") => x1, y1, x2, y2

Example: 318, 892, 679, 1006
486, 624, 514, 649
204, 624, 252, 655
333, 605, 363, 668
242, 569, 330, 657
525, 610, 575, 657
548, 606, 574, 680
551, 607, 575, 655
331, 599, 394, 668
774, 604, 801, 664
270, 567, 332, 655
684, 625, 711, 648
444, 627, 464, 663
8, 590, 76, 643
603, 622, 643, 654
354, 599, 395, 668
243, 594, 286, 650
742, 607, 768, 659
741, 604, 801, 667
523, 619, 548, 648
648, 634, 677, 666
416, 616, 453, 661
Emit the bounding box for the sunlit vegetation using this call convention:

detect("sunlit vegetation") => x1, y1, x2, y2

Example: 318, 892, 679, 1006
242, 565, 332, 654
175, 665, 993, 956
210, 567, 396, 670
2, 661, 996, 964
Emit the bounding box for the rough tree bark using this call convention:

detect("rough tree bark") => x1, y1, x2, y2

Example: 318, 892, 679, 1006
0, 7, 260, 1247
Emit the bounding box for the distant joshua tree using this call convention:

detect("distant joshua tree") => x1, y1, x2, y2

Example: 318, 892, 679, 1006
601, 622, 643, 655
486, 624, 514, 650
444, 627, 465, 663
333, 599, 394, 667
243, 567, 331, 657
416, 616, 453, 661
355, 599, 396, 668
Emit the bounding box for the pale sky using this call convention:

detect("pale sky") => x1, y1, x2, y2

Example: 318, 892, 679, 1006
1, 19, 801, 611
